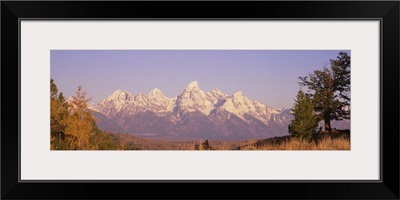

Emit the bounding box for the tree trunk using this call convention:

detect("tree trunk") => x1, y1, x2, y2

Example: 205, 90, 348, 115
324, 113, 332, 133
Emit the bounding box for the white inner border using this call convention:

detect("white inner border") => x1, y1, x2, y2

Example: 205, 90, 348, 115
20, 21, 380, 180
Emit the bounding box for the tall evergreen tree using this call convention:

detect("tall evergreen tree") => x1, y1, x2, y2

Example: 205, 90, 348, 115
299, 52, 350, 132
51, 80, 120, 150
50, 79, 69, 149
288, 90, 318, 141
331, 52, 351, 119
64, 86, 97, 150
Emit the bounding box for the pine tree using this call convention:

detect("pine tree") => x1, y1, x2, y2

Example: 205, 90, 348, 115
288, 90, 318, 141
299, 52, 350, 132
331, 52, 351, 119
64, 86, 97, 150
50, 79, 69, 149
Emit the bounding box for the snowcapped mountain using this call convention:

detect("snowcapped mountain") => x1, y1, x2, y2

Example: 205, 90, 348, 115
89, 81, 349, 140
92, 90, 135, 118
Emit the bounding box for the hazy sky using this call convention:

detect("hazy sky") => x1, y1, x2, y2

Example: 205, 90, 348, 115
51, 50, 350, 109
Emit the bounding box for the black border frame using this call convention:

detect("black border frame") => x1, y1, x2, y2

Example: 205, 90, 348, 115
16, 18, 383, 184
2, 1, 399, 199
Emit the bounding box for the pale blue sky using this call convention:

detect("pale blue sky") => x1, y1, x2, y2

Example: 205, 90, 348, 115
51, 50, 350, 109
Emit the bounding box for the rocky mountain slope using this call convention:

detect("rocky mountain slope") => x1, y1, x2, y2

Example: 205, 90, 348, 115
88, 81, 349, 140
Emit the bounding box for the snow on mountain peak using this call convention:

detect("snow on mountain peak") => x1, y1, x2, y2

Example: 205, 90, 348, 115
233, 90, 243, 96
93, 81, 292, 128
186, 80, 200, 90
232, 91, 247, 102
94, 90, 134, 117
135, 92, 147, 103
107, 89, 134, 101
210, 88, 227, 97
206, 89, 228, 106
148, 88, 163, 97
112, 89, 129, 95
89, 82, 350, 139
145, 88, 175, 113
175, 81, 216, 116
212, 88, 221, 93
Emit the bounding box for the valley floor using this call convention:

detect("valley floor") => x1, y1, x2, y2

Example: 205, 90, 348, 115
102, 130, 350, 150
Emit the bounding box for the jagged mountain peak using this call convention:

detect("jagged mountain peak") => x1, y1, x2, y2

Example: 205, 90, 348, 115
180, 81, 207, 99
231, 91, 251, 104
106, 89, 134, 102
136, 92, 145, 96
135, 92, 147, 101
113, 89, 127, 93
91, 81, 349, 140
148, 88, 164, 97
186, 80, 200, 90
209, 88, 227, 97
211, 88, 221, 93
233, 90, 243, 97
111, 89, 130, 96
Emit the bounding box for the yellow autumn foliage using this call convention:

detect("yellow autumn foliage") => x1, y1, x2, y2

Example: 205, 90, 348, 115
64, 86, 97, 150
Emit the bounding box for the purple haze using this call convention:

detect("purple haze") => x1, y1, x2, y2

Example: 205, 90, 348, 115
51, 50, 350, 109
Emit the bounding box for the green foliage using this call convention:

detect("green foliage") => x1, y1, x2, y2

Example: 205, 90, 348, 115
331, 52, 351, 119
50, 79, 69, 150
288, 90, 318, 142
50, 79, 136, 150
50, 135, 69, 150
90, 130, 120, 150
299, 52, 350, 132
50, 79, 59, 100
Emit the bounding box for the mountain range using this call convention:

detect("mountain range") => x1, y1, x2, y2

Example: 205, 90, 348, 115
88, 81, 350, 140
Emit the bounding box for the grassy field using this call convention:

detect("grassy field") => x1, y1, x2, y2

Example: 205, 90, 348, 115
239, 133, 350, 150
106, 132, 244, 150
105, 130, 350, 150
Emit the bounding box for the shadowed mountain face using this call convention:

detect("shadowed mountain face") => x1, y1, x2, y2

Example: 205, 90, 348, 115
88, 81, 350, 140
90, 110, 126, 133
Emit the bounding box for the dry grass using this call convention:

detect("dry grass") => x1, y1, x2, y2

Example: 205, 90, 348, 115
106, 132, 257, 150
241, 135, 350, 150
112, 133, 243, 150
104, 131, 350, 150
